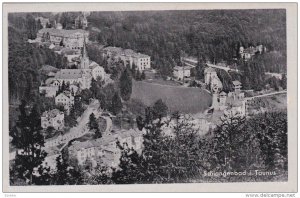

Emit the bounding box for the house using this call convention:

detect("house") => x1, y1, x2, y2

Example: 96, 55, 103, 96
55, 92, 74, 114
90, 63, 106, 81
173, 66, 192, 80
232, 80, 242, 92
211, 80, 246, 117
239, 45, 266, 60
36, 28, 89, 50
204, 67, 223, 92
41, 109, 64, 130
68, 129, 143, 168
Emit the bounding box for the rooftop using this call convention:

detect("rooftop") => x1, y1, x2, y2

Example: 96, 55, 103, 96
232, 80, 242, 86
204, 67, 216, 73
42, 109, 63, 118
174, 66, 193, 71
54, 69, 91, 79
38, 28, 88, 37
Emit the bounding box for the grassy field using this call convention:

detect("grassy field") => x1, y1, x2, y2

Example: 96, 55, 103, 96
131, 81, 212, 114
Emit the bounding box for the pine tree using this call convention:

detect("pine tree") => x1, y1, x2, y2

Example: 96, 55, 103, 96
111, 92, 123, 115
152, 99, 168, 120
10, 101, 47, 184
120, 68, 132, 101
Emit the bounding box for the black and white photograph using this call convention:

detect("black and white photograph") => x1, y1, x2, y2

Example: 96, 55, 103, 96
2, 2, 297, 193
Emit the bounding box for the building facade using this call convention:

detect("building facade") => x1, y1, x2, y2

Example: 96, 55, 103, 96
41, 109, 64, 130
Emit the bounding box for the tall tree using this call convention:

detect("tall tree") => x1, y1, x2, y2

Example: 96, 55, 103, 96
10, 101, 47, 184
111, 92, 123, 115
119, 68, 132, 101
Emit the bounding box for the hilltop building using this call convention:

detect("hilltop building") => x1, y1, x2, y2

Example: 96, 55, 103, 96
41, 109, 64, 130
239, 44, 266, 60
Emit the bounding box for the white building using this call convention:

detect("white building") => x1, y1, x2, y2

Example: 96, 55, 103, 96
55, 92, 74, 114
173, 66, 192, 80
102, 47, 151, 71
132, 53, 151, 71
41, 109, 64, 130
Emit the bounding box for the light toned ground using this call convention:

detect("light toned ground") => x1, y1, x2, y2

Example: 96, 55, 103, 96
131, 80, 212, 114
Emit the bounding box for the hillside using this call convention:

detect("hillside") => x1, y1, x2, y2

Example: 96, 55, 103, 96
87, 10, 286, 75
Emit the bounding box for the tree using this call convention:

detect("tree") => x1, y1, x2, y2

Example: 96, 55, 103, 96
51, 155, 83, 185
141, 71, 146, 80
152, 99, 168, 120
120, 68, 132, 101
111, 92, 123, 115
281, 74, 287, 90
10, 101, 47, 184
88, 112, 100, 137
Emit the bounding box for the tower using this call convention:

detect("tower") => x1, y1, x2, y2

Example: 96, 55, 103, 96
80, 36, 89, 69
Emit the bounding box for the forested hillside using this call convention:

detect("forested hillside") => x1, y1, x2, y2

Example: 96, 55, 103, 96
88, 10, 286, 75
8, 14, 66, 103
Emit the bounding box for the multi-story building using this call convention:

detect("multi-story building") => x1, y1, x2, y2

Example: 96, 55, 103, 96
41, 109, 64, 130
68, 129, 143, 168
55, 92, 74, 114
132, 53, 151, 71
40, 38, 108, 94
102, 46, 151, 71
36, 28, 89, 50
211, 80, 246, 117
204, 67, 223, 92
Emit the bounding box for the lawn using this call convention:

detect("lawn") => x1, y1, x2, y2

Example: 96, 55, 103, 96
131, 81, 212, 114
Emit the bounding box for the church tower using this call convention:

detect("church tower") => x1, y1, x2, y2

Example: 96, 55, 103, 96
80, 36, 89, 69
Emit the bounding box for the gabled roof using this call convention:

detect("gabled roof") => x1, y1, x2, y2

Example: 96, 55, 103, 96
38, 28, 88, 37
204, 67, 216, 73
42, 109, 63, 118
174, 66, 193, 71
54, 69, 84, 79
232, 80, 242, 86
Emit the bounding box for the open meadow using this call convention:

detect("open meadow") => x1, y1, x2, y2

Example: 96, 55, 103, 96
131, 81, 212, 114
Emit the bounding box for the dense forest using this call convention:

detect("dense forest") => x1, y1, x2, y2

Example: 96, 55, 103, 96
87, 10, 286, 76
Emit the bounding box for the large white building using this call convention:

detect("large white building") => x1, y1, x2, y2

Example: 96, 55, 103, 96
102, 46, 151, 71
41, 109, 64, 130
